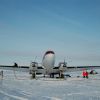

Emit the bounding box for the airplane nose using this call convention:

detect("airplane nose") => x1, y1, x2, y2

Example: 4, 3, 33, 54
42, 51, 55, 69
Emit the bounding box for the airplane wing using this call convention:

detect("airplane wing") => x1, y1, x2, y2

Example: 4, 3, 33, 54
0, 64, 100, 77
66, 66, 100, 72
1, 65, 100, 72
0, 64, 45, 74
0, 65, 29, 72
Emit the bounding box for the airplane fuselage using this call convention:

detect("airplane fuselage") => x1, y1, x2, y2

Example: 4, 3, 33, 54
42, 51, 55, 73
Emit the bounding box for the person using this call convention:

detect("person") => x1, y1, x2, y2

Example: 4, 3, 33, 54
85, 71, 89, 78
82, 70, 86, 78
14, 62, 18, 67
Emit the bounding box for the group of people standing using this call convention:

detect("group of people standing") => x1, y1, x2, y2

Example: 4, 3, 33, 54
82, 70, 89, 78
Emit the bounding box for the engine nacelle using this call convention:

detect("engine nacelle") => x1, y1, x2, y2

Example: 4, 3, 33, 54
59, 62, 67, 72
29, 62, 38, 74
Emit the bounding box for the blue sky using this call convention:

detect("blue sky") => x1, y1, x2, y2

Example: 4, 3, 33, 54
0, 0, 100, 66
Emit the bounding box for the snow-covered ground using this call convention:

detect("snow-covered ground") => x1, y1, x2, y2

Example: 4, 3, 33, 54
0, 69, 100, 100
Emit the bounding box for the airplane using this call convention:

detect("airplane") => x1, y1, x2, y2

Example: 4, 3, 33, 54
29, 50, 67, 78
0, 50, 100, 78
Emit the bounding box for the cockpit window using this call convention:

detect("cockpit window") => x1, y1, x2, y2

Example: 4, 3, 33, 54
45, 51, 55, 55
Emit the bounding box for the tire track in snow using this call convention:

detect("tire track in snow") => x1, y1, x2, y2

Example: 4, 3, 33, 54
42, 96, 61, 100
0, 90, 28, 100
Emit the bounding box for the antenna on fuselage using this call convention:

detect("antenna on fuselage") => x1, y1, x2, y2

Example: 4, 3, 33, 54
34, 56, 37, 62
63, 57, 67, 67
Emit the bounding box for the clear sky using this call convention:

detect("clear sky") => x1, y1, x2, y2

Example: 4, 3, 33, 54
0, 0, 100, 66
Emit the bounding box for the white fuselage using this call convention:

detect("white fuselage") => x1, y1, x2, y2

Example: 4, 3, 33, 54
42, 51, 55, 72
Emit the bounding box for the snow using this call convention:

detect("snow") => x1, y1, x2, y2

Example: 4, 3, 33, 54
0, 69, 100, 100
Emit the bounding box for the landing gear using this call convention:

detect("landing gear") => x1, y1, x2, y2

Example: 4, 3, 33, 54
50, 73, 54, 78
49, 72, 64, 78
59, 70, 64, 78
31, 71, 36, 79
